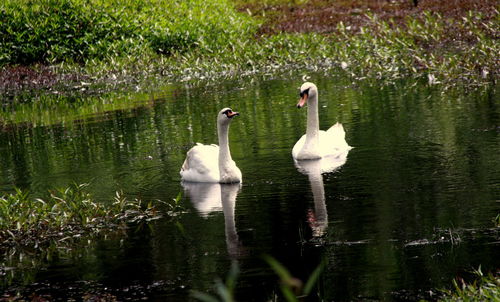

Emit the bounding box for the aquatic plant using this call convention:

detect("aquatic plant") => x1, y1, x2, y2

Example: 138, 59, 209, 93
0, 183, 161, 249
191, 261, 239, 302
0, 185, 188, 290
191, 257, 325, 302
264, 255, 325, 301
438, 267, 500, 302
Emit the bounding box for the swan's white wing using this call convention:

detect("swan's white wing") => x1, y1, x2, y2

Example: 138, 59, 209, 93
325, 123, 350, 148
180, 143, 220, 182
320, 123, 351, 156
293, 124, 351, 159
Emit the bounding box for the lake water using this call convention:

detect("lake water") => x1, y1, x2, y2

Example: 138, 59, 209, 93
0, 74, 499, 301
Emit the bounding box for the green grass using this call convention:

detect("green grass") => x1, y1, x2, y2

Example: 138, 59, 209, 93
0, 0, 258, 66
438, 268, 500, 302
0, 183, 161, 249
0, 0, 497, 100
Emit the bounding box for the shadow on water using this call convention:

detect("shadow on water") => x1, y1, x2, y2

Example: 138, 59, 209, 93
0, 74, 499, 300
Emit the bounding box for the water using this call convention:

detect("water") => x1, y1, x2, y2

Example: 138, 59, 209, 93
1, 74, 499, 301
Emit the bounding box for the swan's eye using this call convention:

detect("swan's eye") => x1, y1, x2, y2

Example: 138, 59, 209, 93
222, 109, 232, 116
299, 88, 310, 97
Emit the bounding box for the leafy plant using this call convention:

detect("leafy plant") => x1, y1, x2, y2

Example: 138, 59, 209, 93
191, 256, 325, 302
263, 255, 325, 301
191, 261, 240, 302
0, 183, 161, 249
0, 0, 258, 66
438, 267, 500, 302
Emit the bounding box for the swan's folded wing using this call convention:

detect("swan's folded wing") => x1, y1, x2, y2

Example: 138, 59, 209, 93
180, 144, 219, 182
292, 134, 307, 159
326, 122, 351, 150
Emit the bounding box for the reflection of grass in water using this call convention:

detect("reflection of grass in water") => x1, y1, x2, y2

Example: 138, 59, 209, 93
0, 89, 157, 127
0, 183, 181, 287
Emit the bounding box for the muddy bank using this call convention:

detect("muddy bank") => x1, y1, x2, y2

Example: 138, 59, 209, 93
0, 66, 89, 99
241, 0, 498, 35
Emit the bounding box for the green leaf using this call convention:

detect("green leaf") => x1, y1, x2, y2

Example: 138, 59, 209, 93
303, 259, 326, 295
263, 255, 293, 283
190, 291, 220, 302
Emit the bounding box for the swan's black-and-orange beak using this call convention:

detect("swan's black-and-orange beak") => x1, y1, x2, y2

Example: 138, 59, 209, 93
227, 111, 239, 118
297, 91, 308, 108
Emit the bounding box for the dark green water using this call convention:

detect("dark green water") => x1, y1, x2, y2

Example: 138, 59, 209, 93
1, 74, 499, 301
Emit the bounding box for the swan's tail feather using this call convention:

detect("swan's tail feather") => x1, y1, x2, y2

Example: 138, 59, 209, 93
327, 122, 346, 139
327, 122, 352, 150
180, 150, 193, 172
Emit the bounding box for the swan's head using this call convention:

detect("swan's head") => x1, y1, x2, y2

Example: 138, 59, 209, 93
297, 82, 318, 108
218, 107, 240, 125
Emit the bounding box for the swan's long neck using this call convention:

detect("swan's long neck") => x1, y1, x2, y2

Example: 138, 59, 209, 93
305, 93, 319, 149
218, 122, 232, 166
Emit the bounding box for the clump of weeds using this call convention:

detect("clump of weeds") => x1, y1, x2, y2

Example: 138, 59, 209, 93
0, 183, 162, 250
437, 267, 500, 302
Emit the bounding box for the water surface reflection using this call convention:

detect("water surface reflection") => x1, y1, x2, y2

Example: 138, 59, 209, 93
0, 75, 498, 301
294, 148, 350, 237
182, 182, 242, 258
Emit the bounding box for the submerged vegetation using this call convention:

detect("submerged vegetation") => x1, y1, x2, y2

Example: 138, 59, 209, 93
0, 0, 498, 99
0, 183, 188, 295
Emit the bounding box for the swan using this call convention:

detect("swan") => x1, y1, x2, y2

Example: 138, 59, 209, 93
180, 108, 242, 183
292, 82, 352, 160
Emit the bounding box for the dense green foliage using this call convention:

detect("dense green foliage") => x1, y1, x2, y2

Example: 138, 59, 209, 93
0, 0, 257, 65
0, 0, 497, 95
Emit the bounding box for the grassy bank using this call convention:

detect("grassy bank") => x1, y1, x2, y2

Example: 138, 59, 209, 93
0, 0, 498, 98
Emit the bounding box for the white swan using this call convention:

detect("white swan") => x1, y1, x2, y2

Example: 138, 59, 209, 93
180, 108, 242, 183
292, 82, 352, 160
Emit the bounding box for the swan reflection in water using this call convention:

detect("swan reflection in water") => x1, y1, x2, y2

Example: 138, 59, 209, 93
181, 182, 241, 257
294, 149, 350, 237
